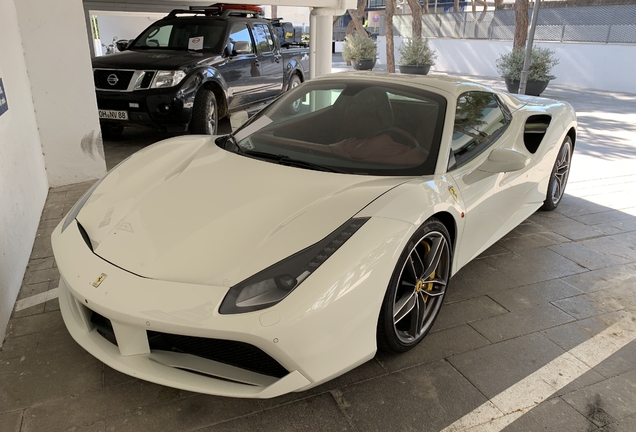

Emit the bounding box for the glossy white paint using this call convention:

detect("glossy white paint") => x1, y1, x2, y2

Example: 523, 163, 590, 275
52, 74, 577, 397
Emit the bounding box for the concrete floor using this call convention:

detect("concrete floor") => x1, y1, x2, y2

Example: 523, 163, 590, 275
2, 75, 636, 432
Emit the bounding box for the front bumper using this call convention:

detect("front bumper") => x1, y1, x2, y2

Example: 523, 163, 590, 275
52, 217, 413, 398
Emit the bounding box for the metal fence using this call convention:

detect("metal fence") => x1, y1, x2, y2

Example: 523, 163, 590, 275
393, 4, 636, 44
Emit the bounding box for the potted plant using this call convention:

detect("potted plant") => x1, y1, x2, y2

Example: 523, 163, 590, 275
496, 46, 559, 96
398, 38, 437, 75
342, 32, 377, 71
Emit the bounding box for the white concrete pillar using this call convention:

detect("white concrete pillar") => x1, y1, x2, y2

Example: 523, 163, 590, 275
309, 8, 337, 79
84, 8, 96, 59
13, 0, 107, 187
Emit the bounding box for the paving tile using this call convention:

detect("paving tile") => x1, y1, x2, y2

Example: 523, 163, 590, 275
503, 397, 597, 432
497, 234, 559, 253
489, 279, 582, 311
377, 325, 490, 373
561, 269, 621, 294
562, 370, 636, 426
600, 413, 636, 432
554, 197, 614, 218
340, 360, 488, 432
0, 410, 23, 432
38, 217, 63, 231
551, 287, 630, 320
103, 393, 261, 432
30, 236, 54, 259
44, 298, 60, 312
35, 314, 78, 354
103, 365, 137, 388
11, 303, 46, 319
24, 267, 59, 286
470, 303, 575, 342
71, 422, 106, 432
500, 221, 549, 239
259, 358, 387, 410
5, 311, 63, 339
445, 259, 518, 304
52, 181, 95, 193
0, 334, 39, 361
534, 218, 605, 241
434, 296, 508, 332
25, 257, 55, 273
579, 236, 636, 264
200, 393, 351, 432
449, 333, 565, 399
484, 248, 587, 286
0, 339, 103, 412
41, 203, 65, 221
549, 242, 623, 270
571, 209, 635, 226
16, 281, 50, 303
23, 381, 181, 432
476, 243, 509, 258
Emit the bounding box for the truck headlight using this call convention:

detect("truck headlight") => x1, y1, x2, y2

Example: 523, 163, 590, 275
219, 218, 369, 314
151, 70, 186, 88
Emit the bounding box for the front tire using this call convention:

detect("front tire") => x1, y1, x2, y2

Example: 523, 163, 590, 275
377, 218, 452, 354
541, 136, 572, 211
190, 88, 218, 135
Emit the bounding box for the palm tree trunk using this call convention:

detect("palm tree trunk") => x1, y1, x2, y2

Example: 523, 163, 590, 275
385, 0, 396, 73
514, 0, 529, 49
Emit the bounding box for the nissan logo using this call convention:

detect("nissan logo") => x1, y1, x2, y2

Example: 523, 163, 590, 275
107, 74, 119, 86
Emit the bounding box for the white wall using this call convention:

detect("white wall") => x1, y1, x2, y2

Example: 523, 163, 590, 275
94, 14, 163, 56
378, 37, 636, 94
262, 6, 310, 27
0, 0, 49, 346
14, 0, 107, 187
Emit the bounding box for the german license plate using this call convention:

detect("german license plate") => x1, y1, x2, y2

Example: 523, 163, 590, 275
99, 109, 128, 120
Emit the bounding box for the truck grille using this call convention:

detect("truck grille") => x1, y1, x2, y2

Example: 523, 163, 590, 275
94, 69, 134, 90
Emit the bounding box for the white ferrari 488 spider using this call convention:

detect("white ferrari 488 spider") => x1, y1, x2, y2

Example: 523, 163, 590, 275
52, 72, 576, 398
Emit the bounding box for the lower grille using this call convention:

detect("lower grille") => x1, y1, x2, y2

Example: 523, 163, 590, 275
147, 332, 288, 378
90, 311, 118, 346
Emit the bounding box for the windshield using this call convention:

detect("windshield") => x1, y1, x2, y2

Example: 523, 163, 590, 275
232, 80, 447, 176
130, 19, 226, 52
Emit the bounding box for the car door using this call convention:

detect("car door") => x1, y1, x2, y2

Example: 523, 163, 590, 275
251, 22, 284, 101
449, 91, 534, 268
218, 22, 261, 109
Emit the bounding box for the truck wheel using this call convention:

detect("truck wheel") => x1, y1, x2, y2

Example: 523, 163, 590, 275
190, 89, 218, 135
101, 123, 124, 140
287, 74, 302, 92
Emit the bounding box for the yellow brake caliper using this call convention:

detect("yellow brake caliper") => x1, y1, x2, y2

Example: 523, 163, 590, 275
418, 241, 434, 303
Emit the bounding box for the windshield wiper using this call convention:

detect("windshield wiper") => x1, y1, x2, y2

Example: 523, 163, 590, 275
242, 149, 345, 173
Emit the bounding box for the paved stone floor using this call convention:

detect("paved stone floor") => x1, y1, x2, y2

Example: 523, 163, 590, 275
2, 75, 636, 432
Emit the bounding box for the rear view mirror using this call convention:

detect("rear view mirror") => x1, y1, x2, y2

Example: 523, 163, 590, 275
230, 111, 249, 132
480, 148, 528, 173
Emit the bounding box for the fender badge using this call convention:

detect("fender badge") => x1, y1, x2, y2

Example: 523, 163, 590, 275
92, 273, 107, 287
449, 186, 459, 203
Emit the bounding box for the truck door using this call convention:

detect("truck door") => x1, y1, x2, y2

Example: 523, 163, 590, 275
251, 23, 284, 101
220, 23, 261, 110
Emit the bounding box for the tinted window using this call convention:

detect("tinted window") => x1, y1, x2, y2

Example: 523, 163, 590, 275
130, 19, 225, 52
451, 92, 509, 168
231, 81, 447, 176
228, 24, 253, 53
253, 24, 274, 54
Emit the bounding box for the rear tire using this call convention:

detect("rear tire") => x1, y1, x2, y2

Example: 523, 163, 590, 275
541, 136, 572, 211
190, 88, 218, 135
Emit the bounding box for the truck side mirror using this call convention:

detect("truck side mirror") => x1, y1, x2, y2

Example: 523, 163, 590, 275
233, 41, 252, 55
116, 40, 130, 51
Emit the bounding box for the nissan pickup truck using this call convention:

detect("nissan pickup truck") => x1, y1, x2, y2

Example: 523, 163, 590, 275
92, 4, 309, 138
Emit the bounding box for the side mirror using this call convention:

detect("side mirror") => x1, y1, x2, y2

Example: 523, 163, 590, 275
115, 40, 130, 51
479, 148, 528, 173
230, 111, 249, 132
233, 41, 252, 55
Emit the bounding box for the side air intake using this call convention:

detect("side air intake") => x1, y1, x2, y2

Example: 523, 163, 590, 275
523, 115, 552, 154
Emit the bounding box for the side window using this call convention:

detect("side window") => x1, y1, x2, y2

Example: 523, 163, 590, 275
252, 24, 275, 54
451, 91, 509, 168
228, 24, 253, 53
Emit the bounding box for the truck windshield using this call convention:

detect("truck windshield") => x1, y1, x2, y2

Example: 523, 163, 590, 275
130, 19, 226, 52
232, 80, 447, 176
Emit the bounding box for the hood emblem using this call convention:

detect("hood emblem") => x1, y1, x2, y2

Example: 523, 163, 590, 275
92, 273, 107, 287
107, 74, 119, 86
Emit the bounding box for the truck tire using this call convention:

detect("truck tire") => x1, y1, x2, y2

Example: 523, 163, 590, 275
287, 74, 302, 92
190, 88, 218, 135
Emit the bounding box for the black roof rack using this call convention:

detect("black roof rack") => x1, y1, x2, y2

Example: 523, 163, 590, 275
166, 3, 264, 19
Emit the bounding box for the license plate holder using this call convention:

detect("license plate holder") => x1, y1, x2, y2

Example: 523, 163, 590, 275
99, 109, 128, 121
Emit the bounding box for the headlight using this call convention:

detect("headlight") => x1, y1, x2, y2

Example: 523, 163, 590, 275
219, 218, 369, 314
151, 70, 186, 88
61, 156, 131, 233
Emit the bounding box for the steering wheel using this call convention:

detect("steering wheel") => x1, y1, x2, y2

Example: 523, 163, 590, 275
374, 127, 419, 149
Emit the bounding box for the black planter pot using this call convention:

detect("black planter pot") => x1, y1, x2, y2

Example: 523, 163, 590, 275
398, 64, 432, 75
352, 59, 376, 70
504, 78, 550, 96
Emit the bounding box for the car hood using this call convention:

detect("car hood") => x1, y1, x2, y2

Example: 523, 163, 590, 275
92, 49, 222, 71
76, 136, 407, 287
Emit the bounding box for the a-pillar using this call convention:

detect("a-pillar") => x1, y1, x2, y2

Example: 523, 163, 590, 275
13, 0, 107, 186
309, 8, 337, 79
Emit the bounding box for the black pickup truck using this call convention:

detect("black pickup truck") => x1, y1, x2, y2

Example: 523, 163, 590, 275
92, 4, 309, 137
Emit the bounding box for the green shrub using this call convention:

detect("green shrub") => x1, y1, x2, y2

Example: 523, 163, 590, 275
398, 38, 437, 66
496, 47, 559, 81
342, 32, 377, 61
